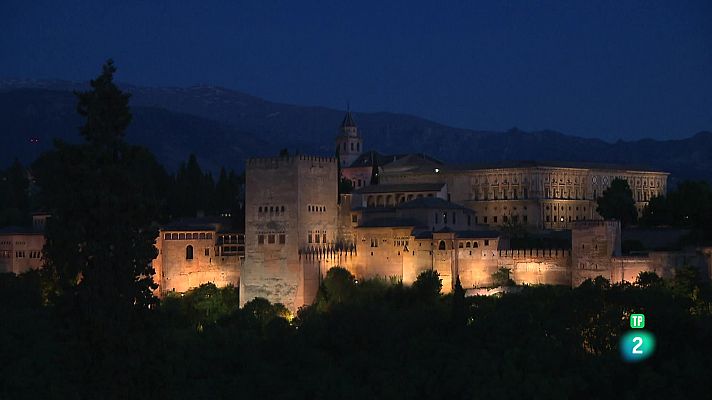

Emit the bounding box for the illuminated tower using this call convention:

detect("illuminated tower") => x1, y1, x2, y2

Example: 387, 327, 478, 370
335, 109, 363, 168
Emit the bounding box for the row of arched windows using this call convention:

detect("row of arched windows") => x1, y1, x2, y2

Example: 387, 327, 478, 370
164, 232, 213, 240
258, 205, 285, 214
342, 141, 361, 152
308, 205, 326, 212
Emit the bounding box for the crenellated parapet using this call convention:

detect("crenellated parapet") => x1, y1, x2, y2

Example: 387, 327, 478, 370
246, 155, 337, 169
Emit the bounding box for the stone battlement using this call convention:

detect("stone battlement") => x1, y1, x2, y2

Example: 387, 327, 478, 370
571, 220, 619, 229
246, 155, 337, 168
498, 248, 570, 258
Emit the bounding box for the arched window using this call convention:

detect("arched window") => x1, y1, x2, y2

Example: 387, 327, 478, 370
281, 206, 285, 212
259, 206, 262, 213
186, 245, 194, 260
351, 142, 354, 151
438, 240, 446, 250
199, 232, 206, 239
473, 241, 479, 248
466, 242, 471, 248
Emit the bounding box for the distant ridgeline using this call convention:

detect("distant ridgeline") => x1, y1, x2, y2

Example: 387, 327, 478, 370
2, 109, 711, 311
1, 80, 711, 182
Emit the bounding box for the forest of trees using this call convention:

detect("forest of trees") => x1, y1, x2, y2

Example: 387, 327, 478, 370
2, 265, 712, 398
2, 61, 712, 399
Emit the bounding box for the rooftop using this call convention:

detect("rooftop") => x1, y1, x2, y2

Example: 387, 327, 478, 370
355, 182, 445, 194
446, 160, 667, 173
397, 197, 471, 211
0, 226, 42, 235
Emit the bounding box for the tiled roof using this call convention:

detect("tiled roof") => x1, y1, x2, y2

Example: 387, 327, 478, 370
355, 183, 445, 194
445, 160, 665, 173
358, 218, 425, 228
397, 197, 471, 211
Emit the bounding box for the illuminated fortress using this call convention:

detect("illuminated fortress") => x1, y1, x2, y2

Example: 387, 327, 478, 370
6, 112, 707, 311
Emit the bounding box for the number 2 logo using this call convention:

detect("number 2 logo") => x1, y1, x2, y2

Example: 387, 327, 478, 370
632, 336, 643, 354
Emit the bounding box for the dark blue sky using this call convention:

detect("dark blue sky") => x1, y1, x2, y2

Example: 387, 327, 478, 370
1, 0, 710, 141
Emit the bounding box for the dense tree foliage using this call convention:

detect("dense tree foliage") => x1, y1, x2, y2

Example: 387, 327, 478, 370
597, 178, 638, 227
2, 268, 712, 399
640, 180, 712, 244
0, 159, 31, 227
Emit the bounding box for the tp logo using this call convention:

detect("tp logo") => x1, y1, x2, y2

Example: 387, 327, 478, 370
620, 313, 655, 362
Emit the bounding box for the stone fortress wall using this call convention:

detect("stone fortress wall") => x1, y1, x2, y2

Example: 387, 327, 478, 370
158, 112, 708, 312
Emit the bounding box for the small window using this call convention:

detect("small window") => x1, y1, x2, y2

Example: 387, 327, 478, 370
207, 233, 213, 239
315, 234, 320, 243
279, 234, 286, 244
466, 242, 471, 248
322, 234, 327, 243
473, 241, 479, 248
199, 232, 206, 239
258, 235, 265, 245
493, 216, 498, 223
268, 234, 275, 244
308, 233, 313, 243
204, 248, 209, 256
164, 233, 170, 240
179, 233, 185, 240
281, 206, 285, 212
186, 245, 194, 260
259, 206, 262, 213
438, 240, 446, 250
352, 214, 358, 223
484, 240, 489, 246
458, 242, 464, 248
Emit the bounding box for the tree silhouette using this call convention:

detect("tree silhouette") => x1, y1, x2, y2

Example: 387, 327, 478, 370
596, 178, 637, 227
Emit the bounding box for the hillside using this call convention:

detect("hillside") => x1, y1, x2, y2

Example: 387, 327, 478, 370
1, 80, 710, 181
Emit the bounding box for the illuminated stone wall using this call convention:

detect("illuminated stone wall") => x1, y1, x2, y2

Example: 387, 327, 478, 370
241, 155, 338, 311
0, 232, 44, 274
153, 230, 241, 296
380, 164, 669, 230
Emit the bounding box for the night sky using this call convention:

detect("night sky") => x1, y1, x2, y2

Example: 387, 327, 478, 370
1, 0, 710, 141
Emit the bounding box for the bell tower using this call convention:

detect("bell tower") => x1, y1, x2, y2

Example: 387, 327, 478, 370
335, 109, 363, 168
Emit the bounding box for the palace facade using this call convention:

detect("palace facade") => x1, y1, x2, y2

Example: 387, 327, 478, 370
3, 112, 710, 312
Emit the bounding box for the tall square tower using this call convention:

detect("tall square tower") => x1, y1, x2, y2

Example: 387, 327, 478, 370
241, 155, 338, 311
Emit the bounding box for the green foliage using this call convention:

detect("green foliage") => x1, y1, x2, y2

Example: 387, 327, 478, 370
3, 264, 712, 399
412, 269, 442, 301
491, 267, 514, 287
161, 283, 240, 327
451, 275, 466, 327
168, 154, 244, 219
635, 271, 663, 288
319, 266, 356, 307
640, 180, 712, 244
0, 159, 31, 227
31, 60, 168, 398
242, 297, 291, 325
596, 178, 638, 227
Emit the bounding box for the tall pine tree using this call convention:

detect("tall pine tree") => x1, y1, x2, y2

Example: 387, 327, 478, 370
33, 60, 167, 397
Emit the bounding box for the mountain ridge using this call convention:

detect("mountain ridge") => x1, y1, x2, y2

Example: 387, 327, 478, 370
1, 80, 710, 183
